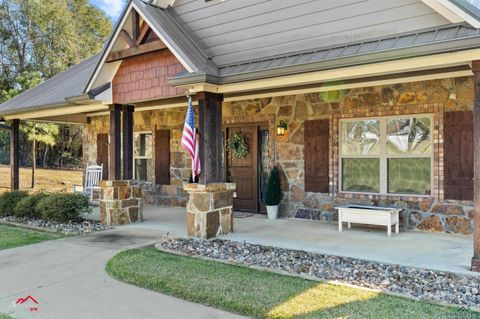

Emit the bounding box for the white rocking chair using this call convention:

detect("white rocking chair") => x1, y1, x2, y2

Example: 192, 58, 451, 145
73, 164, 103, 203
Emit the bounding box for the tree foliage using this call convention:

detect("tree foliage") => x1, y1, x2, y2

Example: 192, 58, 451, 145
0, 0, 112, 170
0, 0, 112, 102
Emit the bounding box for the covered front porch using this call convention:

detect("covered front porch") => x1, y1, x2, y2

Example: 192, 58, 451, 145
92, 205, 475, 275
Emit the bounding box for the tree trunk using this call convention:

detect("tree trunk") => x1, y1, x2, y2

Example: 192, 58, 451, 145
42, 146, 48, 167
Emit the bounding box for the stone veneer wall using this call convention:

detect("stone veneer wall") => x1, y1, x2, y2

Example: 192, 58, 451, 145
84, 107, 191, 207
222, 77, 474, 234
84, 77, 474, 234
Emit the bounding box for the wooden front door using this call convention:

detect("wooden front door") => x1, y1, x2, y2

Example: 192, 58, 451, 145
226, 126, 259, 212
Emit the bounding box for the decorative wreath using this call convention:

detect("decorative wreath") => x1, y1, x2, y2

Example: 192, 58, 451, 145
227, 132, 249, 159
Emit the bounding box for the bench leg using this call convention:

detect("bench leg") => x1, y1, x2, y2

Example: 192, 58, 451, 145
395, 222, 399, 234
348, 222, 351, 229
338, 214, 342, 232
387, 215, 391, 237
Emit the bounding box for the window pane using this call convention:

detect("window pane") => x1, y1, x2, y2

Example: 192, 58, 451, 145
134, 133, 153, 158
341, 120, 380, 155
342, 158, 380, 192
135, 159, 154, 182
388, 158, 431, 195
387, 117, 431, 154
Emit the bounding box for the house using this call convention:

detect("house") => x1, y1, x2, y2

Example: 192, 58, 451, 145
1, 0, 480, 269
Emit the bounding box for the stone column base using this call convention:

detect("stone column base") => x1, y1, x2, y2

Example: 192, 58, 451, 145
184, 183, 236, 239
100, 180, 143, 225
472, 257, 480, 272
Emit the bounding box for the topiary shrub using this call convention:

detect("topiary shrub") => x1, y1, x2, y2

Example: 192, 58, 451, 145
0, 191, 29, 217
265, 166, 281, 206
14, 193, 49, 219
37, 193, 90, 223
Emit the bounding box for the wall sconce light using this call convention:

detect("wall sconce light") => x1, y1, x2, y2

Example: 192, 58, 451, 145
448, 87, 457, 100
276, 120, 288, 136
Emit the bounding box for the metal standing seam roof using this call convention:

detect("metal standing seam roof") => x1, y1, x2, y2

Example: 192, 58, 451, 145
0, 54, 101, 115
216, 24, 480, 78
2, 1, 480, 116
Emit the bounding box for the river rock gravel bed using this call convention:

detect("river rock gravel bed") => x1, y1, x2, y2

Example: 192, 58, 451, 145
0, 216, 111, 233
161, 238, 480, 308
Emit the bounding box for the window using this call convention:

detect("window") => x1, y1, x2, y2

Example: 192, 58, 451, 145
134, 132, 153, 182
339, 115, 432, 196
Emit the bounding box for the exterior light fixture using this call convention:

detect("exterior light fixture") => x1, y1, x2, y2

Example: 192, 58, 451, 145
276, 120, 288, 136
0, 118, 5, 125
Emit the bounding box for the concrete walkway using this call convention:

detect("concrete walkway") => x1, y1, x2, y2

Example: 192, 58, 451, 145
0, 228, 246, 319
114, 206, 475, 275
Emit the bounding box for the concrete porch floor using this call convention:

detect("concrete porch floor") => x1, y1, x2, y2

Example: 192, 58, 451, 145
91, 205, 475, 275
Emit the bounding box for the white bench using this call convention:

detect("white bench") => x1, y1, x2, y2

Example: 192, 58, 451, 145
335, 205, 400, 237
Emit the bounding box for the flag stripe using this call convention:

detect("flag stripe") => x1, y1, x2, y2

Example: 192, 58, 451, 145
181, 97, 201, 179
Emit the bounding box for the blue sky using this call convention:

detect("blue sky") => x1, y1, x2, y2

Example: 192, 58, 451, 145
90, 0, 127, 21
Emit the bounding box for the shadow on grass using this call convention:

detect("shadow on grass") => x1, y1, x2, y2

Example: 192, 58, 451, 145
106, 248, 479, 319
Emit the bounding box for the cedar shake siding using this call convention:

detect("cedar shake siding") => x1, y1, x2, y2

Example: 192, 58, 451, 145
112, 50, 186, 104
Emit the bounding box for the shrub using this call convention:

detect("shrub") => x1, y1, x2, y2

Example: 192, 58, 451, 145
37, 193, 90, 223
265, 166, 281, 206
0, 191, 29, 217
14, 193, 49, 218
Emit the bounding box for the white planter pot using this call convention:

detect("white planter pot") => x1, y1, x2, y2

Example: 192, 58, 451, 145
266, 205, 279, 219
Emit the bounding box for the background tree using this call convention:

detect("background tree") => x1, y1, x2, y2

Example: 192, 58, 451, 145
0, 0, 112, 97
0, 0, 112, 185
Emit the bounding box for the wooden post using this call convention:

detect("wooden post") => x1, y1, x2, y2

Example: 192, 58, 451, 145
122, 105, 134, 180
109, 104, 122, 180
472, 60, 480, 272
132, 10, 140, 42
197, 92, 224, 184
10, 119, 19, 190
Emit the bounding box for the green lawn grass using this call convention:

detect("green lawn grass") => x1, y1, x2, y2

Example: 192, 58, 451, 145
106, 248, 477, 319
0, 225, 63, 250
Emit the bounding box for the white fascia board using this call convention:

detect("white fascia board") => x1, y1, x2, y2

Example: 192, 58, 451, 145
434, 0, 480, 28
179, 48, 480, 94
86, 2, 134, 92
421, 0, 465, 23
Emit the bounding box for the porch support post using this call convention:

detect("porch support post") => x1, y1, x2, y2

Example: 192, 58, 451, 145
197, 92, 224, 184
10, 119, 19, 190
472, 60, 480, 272
184, 91, 235, 239
109, 104, 122, 180
122, 105, 134, 180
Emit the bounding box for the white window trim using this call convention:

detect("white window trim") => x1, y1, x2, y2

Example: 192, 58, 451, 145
133, 131, 153, 180
339, 114, 434, 197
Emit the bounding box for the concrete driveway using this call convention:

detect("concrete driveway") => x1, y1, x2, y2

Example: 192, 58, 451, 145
0, 228, 246, 319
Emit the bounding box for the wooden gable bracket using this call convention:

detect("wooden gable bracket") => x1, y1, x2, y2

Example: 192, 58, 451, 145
136, 22, 151, 46
120, 29, 136, 48
106, 40, 167, 63
106, 9, 165, 63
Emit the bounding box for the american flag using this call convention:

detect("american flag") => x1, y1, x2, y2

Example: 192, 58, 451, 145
181, 97, 201, 179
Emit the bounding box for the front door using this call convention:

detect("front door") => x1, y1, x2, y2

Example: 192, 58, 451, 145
226, 126, 259, 212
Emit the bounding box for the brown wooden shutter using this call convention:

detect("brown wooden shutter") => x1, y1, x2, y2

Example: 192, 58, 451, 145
304, 119, 329, 193
155, 129, 170, 185
96, 133, 109, 180
444, 111, 473, 200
